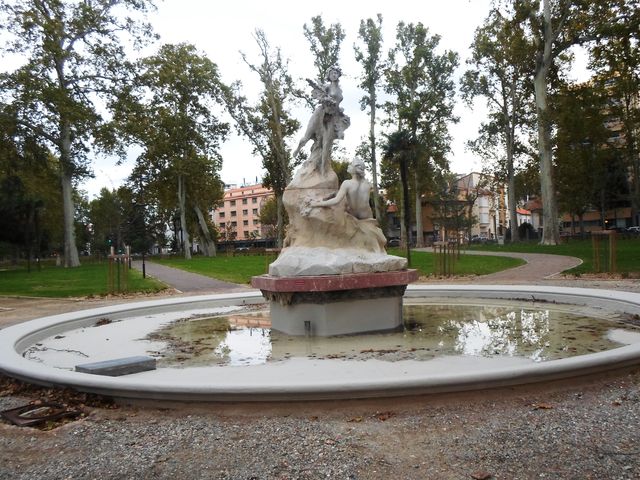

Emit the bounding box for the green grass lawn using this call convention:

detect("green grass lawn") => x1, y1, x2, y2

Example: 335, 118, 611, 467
154, 253, 273, 284
466, 237, 640, 276
0, 260, 166, 297
389, 248, 524, 277
155, 249, 524, 284
5, 237, 632, 298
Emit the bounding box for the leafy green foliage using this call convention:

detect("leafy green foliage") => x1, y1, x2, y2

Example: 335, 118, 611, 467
383, 21, 458, 247
354, 15, 385, 223
222, 30, 299, 247
0, 0, 157, 266
117, 43, 228, 259
462, 6, 535, 242
303, 16, 345, 83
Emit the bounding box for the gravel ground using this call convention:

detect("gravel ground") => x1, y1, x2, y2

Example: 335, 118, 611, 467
1, 369, 640, 479
2, 264, 640, 479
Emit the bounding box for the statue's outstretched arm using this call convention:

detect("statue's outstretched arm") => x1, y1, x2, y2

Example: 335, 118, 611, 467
313, 183, 348, 208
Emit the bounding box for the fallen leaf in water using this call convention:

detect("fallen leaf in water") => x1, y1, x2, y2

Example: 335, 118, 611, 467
347, 416, 363, 423
531, 402, 554, 410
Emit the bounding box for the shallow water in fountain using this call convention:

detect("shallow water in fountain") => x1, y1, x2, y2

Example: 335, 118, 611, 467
25, 299, 640, 370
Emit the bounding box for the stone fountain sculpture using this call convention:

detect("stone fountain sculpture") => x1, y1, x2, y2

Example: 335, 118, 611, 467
251, 66, 417, 336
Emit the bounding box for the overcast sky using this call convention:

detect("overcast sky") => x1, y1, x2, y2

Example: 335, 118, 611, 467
77, 0, 587, 197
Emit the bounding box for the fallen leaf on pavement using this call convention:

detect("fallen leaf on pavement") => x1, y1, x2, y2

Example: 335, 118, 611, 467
531, 402, 554, 410
471, 471, 493, 480
374, 411, 395, 421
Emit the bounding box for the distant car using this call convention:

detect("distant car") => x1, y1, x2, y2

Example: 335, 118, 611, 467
627, 226, 640, 234
387, 238, 401, 247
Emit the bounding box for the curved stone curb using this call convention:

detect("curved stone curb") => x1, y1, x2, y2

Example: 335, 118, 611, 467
1, 286, 640, 402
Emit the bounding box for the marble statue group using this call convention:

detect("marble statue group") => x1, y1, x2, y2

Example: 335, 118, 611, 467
267, 66, 406, 277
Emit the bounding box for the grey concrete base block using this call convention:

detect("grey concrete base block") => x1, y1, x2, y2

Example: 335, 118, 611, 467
270, 295, 403, 336
75, 355, 156, 376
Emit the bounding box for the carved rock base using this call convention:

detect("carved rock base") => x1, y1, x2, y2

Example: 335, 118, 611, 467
252, 270, 418, 336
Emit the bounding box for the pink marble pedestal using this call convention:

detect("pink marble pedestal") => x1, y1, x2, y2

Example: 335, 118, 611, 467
251, 270, 419, 336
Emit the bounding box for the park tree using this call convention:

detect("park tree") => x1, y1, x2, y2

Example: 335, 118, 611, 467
382, 129, 417, 265
354, 14, 385, 223
88, 188, 126, 255
303, 16, 346, 86
0, 0, 156, 267
384, 22, 458, 247
116, 43, 228, 259
589, 0, 640, 226
223, 30, 299, 248
462, 6, 535, 243
0, 108, 65, 264
513, 0, 620, 244
510, 0, 637, 242
554, 83, 611, 234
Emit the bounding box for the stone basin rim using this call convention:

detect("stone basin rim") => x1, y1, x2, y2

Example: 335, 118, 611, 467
1, 285, 640, 402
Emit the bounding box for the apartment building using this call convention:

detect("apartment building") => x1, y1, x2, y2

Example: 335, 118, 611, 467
211, 184, 273, 241
452, 172, 507, 240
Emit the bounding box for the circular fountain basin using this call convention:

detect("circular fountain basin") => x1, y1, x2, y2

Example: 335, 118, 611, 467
2, 285, 640, 402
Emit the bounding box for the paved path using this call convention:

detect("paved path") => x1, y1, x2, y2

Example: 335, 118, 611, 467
437, 249, 582, 283
130, 260, 250, 294
474, 251, 582, 282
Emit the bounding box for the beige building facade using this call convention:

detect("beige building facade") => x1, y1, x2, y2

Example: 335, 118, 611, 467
211, 184, 273, 241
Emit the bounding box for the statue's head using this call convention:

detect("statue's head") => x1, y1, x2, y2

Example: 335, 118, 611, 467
349, 157, 366, 177
324, 65, 342, 81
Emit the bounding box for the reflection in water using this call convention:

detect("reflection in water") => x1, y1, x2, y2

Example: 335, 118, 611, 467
148, 302, 640, 368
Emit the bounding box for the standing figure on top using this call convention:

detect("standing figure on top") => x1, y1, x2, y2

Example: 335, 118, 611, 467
292, 65, 350, 176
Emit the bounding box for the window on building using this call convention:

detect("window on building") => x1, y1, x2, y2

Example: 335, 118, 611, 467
253, 219, 259, 225
244, 231, 250, 238
219, 212, 225, 218
252, 197, 257, 204
231, 221, 237, 227
252, 208, 258, 215
243, 220, 249, 226
242, 209, 248, 215
219, 223, 225, 228
229, 200, 236, 206
231, 211, 236, 217
242, 198, 248, 205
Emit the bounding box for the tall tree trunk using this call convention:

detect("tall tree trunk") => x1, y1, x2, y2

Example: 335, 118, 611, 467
369, 103, 383, 223
60, 173, 80, 267
414, 173, 424, 247
194, 205, 216, 257
276, 193, 285, 248
177, 175, 191, 259
59, 119, 80, 267
506, 139, 519, 243
400, 157, 411, 266
534, 0, 559, 245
